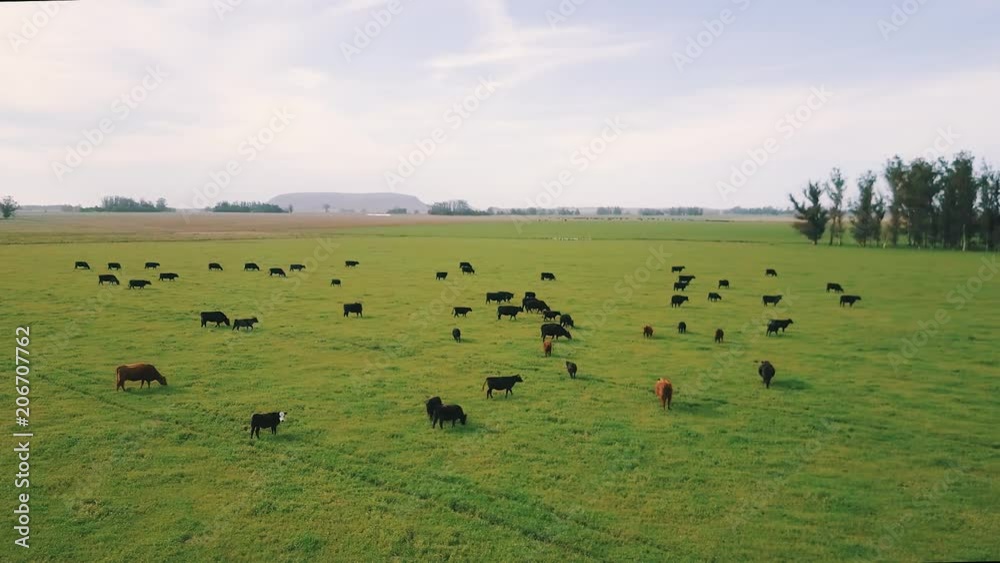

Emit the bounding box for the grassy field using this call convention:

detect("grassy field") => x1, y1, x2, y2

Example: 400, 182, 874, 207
1, 216, 997, 562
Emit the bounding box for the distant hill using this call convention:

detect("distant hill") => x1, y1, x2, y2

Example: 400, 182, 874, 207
268, 192, 428, 213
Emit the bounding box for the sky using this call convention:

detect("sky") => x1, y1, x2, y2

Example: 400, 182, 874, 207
2, 0, 999, 209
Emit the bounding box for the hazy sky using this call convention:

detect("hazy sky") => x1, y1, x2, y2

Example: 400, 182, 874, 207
3, 0, 998, 208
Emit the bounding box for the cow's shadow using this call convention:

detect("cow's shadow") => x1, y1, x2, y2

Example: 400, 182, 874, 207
772, 378, 809, 391
676, 397, 728, 417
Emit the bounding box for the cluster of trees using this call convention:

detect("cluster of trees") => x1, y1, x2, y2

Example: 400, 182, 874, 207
789, 152, 1000, 250
499, 207, 581, 216
596, 206, 624, 215
638, 207, 704, 216
387, 207, 408, 214
211, 201, 288, 213
727, 206, 791, 215
428, 200, 491, 216
81, 196, 172, 212
1, 196, 20, 218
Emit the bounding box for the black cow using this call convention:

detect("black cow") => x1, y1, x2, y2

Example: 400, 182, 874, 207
290, 264, 305, 272
269, 268, 286, 277
770, 319, 794, 333
677, 321, 686, 334
330, 278, 342, 286
708, 292, 722, 302
459, 262, 473, 269
452, 328, 461, 342
233, 317, 259, 331
541, 323, 572, 341
432, 405, 467, 428
559, 314, 575, 328
75, 261, 91, 270
98, 274, 119, 285
128, 280, 151, 290
107, 262, 122, 270
250, 411, 285, 438
565, 361, 578, 379
678, 275, 696, 283
208, 262, 223, 271
718, 279, 730, 289
486, 291, 513, 304
762, 295, 783, 306
826, 282, 844, 293
200, 311, 230, 327
453, 307, 472, 317
482, 375, 523, 398
715, 328, 724, 343
524, 291, 536, 300
244, 262, 260, 271
345, 260, 359, 268
524, 299, 549, 313
673, 282, 689, 291
757, 361, 776, 388
765, 268, 778, 277
540, 272, 556, 281
144, 262, 159, 270
159, 273, 179, 281
670, 295, 689, 307
436, 272, 448, 280
543, 310, 560, 321
461, 265, 476, 275
840, 295, 862, 307
343, 303, 363, 317
766, 322, 780, 336
497, 305, 523, 320
671, 266, 685, 273
425, 396, 443, 420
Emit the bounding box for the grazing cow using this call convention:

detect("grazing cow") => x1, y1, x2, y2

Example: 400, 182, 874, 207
497, 305, 523, 320
541, 323, 572, 341
459, 262, 473, 269
233, 317, 259, 331
436, 272, 448, 280
453, 307, 472, 317
542, 339, 552, 357
269, 267, 286, 277
158, 273, 179, 281
75, 261, 91, 270
543, 310, 560, 321
452, 328, 461, 342
762, 295, 783, 306
345, 260, 359, 268
482, 375, 524, 398
757, 360, 776, 389
770, 319, 794, 333
678, 275, 696, 283
715, 328, 724, 343
461, 265, 476, 275
565, 361, 578, 379
290, 264, 305, 272
128, 280, 151, 290
654, 378, 673, 410
643, 325, 654, 338
115, 363, 167, 391
765, 268, 778, 277
107, 262, 122, 270
559, 314, 575, 328
425, 396, 443, 420
671, 266, 685, 273
200, 311, 230, 327
330, 278, 342, 286
208, 262, 223, 271
708, 292, 722, 302
766, 321, 780, 336
144, 262, 159, 270
673, 282, 689, 291
343, 303, 363, 317
670, 295, 689, 307
826, 282, 844, 293
840, 295, 862, 307
524, 299, 550, 313
677, 321, 686, 334
523, 291, 536, 300
244, 262, 260, 271
432, 405, 467, 428
486, 291, 513, 304
718, 279, 730, 289
250, 411, 286, 438
540, 272, 556, 281
98, 274, 120, 286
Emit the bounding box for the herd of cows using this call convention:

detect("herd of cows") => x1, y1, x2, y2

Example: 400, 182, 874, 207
80, 257, 863, 434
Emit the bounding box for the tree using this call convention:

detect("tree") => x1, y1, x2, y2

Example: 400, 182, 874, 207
938, 152, 978, 250
979, 166, 1000, 251
788, 181, 829, 244
323, 204, 331, 213
287, 205, 294, 213
849, 171, 879, 247
156, 197, 168, 210
901, 158, 942, 247
883, 156, 907, 246
1, 196, 20, 219
825, 168, 846, 245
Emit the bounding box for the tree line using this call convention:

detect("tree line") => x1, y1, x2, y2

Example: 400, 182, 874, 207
211, 201, 288, 213
81, 196, 173, 212
789, 152, 1000, 250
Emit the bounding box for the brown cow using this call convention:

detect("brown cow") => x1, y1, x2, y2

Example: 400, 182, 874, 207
543, 339, 553, 357
643, 325, 653, 338
655, 378, 673, 410
115, 363, 167, 391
